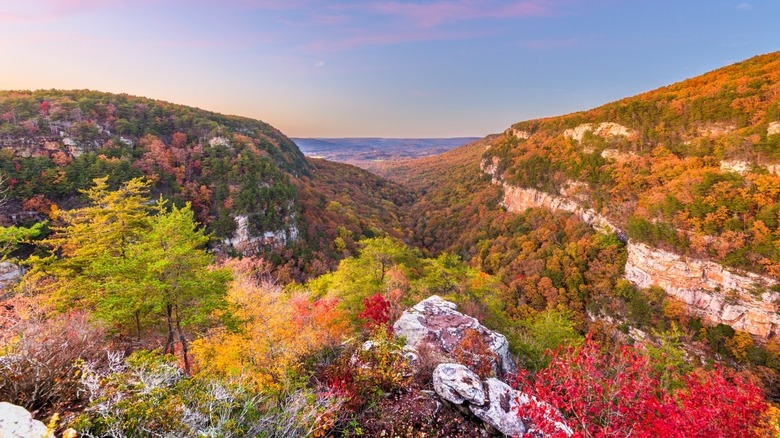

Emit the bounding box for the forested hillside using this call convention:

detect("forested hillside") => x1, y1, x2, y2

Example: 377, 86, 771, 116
0, 90, 409, 279
487, 52, 780, 274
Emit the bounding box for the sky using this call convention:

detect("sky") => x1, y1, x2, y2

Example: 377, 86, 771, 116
1, 1, 779, 137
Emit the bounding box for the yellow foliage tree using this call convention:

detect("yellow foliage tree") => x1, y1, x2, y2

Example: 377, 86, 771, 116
192, 257, 349, 393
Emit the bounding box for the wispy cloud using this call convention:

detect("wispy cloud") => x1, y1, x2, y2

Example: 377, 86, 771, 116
297, 0, 555, 52
239, 0, 313, 10
0, 0, 565, 55
310, 12, 353, 26
736, 2, 752, 10
368, 0, 549, 27
519, 37, 581, 50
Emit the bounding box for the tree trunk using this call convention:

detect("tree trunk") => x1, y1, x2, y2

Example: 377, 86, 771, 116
135, 310, 141, 342
164, 303, 174, 354
173, 305, 190, 374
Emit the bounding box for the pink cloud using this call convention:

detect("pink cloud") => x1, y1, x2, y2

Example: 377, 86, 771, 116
299, 0, 557, 52
238, 0, 313, 10
0, 0, 149, 24
368, 0, 549, 27
310, 12, 353, 26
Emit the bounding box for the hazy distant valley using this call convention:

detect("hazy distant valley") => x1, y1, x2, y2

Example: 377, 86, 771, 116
292, 137, 479, 171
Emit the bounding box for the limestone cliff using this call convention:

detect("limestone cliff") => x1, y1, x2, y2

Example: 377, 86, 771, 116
220, 212, 299, 254
484, 150, 780, 340
625, 243, 780, 339
500, 183, 623, 238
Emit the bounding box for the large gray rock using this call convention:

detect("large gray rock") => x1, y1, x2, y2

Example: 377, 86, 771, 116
0, 262, 23, 291
0, 402, 51, 438
471, 379, 573, 437
469, 378, 526, 437
393, 295, 515, 378
432, 363, 485, 405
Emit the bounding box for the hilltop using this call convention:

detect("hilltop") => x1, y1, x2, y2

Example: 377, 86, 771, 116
0, 90, 411, 279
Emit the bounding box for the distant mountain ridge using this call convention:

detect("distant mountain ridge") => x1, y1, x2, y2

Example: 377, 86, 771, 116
292, 137, 480, 171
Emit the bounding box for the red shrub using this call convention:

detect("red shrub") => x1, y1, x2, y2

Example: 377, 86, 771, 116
358, 293, 391, 331
516, 337, 767, 438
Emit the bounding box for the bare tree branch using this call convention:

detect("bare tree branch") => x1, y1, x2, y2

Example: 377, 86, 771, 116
0, 171, 7, 210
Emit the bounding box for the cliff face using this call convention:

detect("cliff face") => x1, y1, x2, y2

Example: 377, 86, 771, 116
500, 183, 623, 238
484, 158, 780, 340
220, 213, 299, 253
625, 242, 779, 339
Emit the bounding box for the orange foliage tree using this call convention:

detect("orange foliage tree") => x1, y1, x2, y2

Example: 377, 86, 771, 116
191, 257, 349, 392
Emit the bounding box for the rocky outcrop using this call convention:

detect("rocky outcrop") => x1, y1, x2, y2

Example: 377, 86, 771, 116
501, 184, 622, 238
563, 122, 634, 143
0, 262, 23, 291
505, 128, 531, 140
208, 136, 231, 147
625, 242, 780, 339
0, 402, 51, 438
697, 122, 736, 137
483, 153, 621, 236
720, 160, 751, 174
0, 134, 88, 159
397, 297, 572, 436
432, 364, 573, 437
767, 121, 780, 136
468, 378, 526, 436
433, 363, 485, 405
764, 163, 780, 177
600, 148, 636, 162
393, 295, 515, 378
477, 378, 573, 437
221, 213, 299, 254
481, 156, 501, 181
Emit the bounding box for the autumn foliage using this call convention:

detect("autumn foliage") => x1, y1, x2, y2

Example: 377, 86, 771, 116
358, 293, 391, 331
191, 257, 349, 392
516, 338, 768, 438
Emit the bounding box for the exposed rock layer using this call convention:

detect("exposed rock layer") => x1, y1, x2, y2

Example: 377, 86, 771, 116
500, 184, 622, 238
563, 122, 634, 143
220, 213, 299, 253
625, 242, 780, 338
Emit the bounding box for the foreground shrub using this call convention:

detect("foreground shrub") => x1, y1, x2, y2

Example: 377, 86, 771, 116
323, 328, 412, 411
345, 389, 485, 437
358, 292, 391, 331
0, 311, 106, 416
74, 350, 345, 437
517, 338, 768, 437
